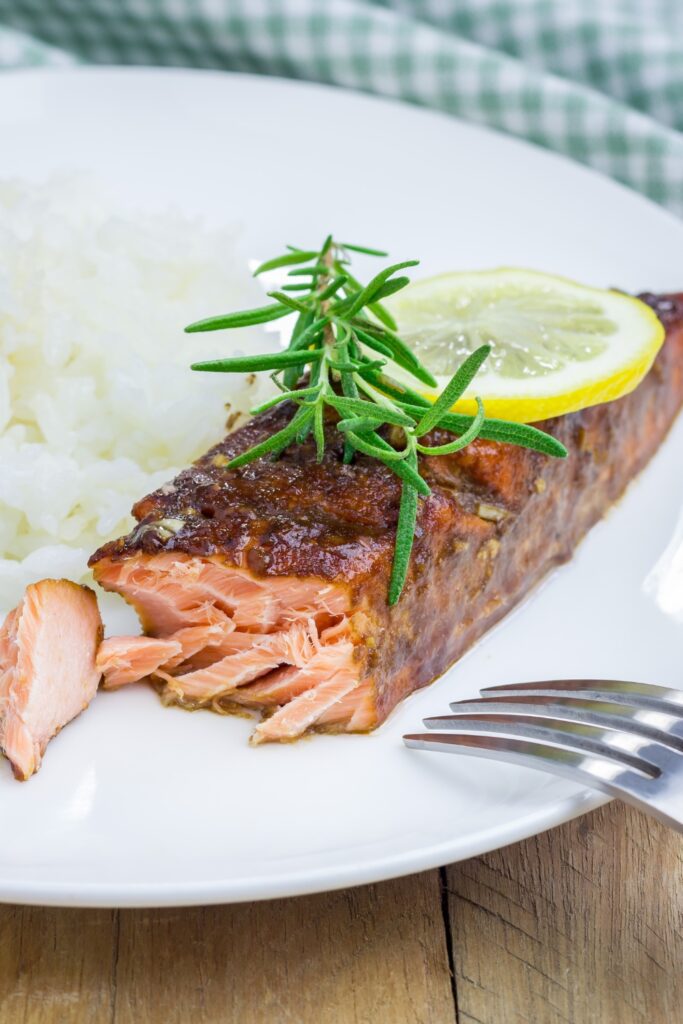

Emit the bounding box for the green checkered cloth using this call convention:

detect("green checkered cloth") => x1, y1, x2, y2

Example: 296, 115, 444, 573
1, 1, 681, 214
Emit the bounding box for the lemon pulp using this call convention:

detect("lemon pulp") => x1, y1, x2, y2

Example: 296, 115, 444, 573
386, 268, 664, 422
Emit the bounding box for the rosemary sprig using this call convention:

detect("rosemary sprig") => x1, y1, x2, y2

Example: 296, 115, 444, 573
187, 238, 568, 605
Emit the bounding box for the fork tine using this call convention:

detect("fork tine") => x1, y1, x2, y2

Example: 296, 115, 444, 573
419, 713, 663, 774
403, 731, 683, 832
480, 679, 683, 716
443, 697, 683, 752
403, 731, 653, 797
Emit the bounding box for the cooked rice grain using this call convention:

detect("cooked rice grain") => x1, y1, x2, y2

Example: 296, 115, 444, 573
0, 177, 273, 606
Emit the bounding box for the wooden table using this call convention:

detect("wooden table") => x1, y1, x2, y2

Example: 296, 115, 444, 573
1, 802, 681, 1023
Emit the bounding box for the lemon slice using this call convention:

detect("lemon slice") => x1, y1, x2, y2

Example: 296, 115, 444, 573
386, 268, 664, 422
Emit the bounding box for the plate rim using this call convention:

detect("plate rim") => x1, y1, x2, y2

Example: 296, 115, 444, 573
4, 62, 682, 236
0, 65, 679, 906
1, 789, 608, 908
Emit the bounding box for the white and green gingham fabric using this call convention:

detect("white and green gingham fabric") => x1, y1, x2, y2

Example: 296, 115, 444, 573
1, 1, 681, 214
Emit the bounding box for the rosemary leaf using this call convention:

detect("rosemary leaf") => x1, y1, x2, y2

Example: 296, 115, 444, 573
282, 364, 305, 390
287, 267, 318, 277
360, 321, 436, 385
362, 370, 431, 409
351, 328, 393, 359
474, 419, 568, 457
283, 309, 315, 388
326, 394, 414, 426
267, 291, 312, 314
342, 261, 419, 319
291, 309, 315, 338
343, 429, 431, 494
332, 358, 385, 374
337, 265, 398, 331
337, 333, 359, 464
327, 359, 362, 373
352, 322, 437, 389
337, 415, 385, 434
384, 456, 431, 495
185, 303, 290, 333
297, 419, 313, 443
367, 301, 398, 331
342, 443, 355, 465
370, 276, 411, 302
303, 353, 324, 435
269, 405, 313, 459
290, 316, 330, 348
401, 404, 568, 458
415, 345, 491, 436
254, 250, 318, 276
346, 431, 410, 463
318, 274, 348, 301
341, 243, 389, 256
416, 398, 486, 455
313, 401, 325, 461
191, 349, 323, 373
228, 407, 314, 469
250, 384, 322, 415
388, 455, 419, 605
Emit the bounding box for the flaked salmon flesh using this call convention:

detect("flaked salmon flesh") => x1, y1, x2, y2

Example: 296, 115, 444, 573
229, 644, 356, 708
0, 580, 102, 779
97, 552, 346, 636
156, 619, 320, 701
87, 294, 683, 746
92, 553, 361, 742
97, 635, 182, 689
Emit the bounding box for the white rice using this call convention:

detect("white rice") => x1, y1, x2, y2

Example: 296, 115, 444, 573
0, 177, 275, 607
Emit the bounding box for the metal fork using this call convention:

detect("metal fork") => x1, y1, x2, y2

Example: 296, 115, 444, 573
404, 679, 683, 832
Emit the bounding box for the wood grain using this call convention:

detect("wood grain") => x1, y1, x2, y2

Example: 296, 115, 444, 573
0, 906, 116, 1023
1, 805, 682, 1023
0, 871, 454, 1024
446, 802, 683, 1024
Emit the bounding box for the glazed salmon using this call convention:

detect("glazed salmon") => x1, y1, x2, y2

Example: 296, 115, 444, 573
89, 294, 683, 745
0, 580, 102, 779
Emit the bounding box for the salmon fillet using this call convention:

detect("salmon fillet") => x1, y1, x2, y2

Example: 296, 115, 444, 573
89, 294, 683, 744
0, 580, 102, 779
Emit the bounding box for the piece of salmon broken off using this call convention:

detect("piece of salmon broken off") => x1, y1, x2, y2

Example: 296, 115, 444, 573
0, 579, 102, 780
96, 635, 182, 690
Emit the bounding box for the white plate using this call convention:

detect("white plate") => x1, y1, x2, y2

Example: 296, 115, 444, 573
1, 68, 682, 908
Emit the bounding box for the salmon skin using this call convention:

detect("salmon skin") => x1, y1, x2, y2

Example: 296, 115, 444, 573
90, 294, 683, 744
0, 580, 102, 779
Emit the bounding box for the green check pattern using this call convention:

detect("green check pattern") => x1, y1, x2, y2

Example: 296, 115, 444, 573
1, 1, 682, 214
